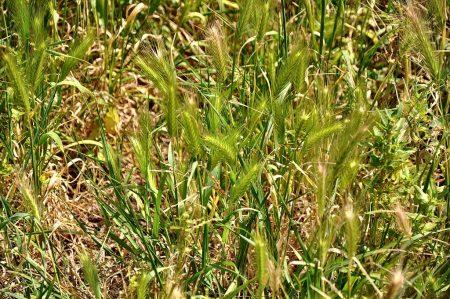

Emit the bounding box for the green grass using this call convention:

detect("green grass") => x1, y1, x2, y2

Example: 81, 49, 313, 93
0, 0, 449, 298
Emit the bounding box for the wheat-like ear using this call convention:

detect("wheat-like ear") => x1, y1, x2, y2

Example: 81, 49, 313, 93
131, 112, 157, 190
29, 46, 47, 95
429, 0, 446, 27
30, 2, 48, 46
242, 97, 267, 146
207, 87, 225, 133
9, 0, 30, 45
236, 0, 272, 40
203, 134, 236, 166
103, 142, 121, 180
235, 0, 254, 39
166, 85, 178, 137
329, 102, 372, 187
206, 21, 229, 84
272, 99, 287, 141
137, 272, 151, 299
182, 111, 202, 157
344, 204, 359, 259
28, 5, 48, 94
271, 44, 308, 141
253, 228, 269, 296
255, 0, 273, 41
2, 51, 30, 120
135, 42, 178, 137
60, 31, 95, 81
394, 202, 411, 238
302, 122, 343, 153
271, 40, 309, 141
135, 41, 177, 96
274, 41, 309, 99
290, 41, 310, 93
401, 4, 440, 80
230, 162, 261, 203
386, 270, 405, 299
80, 252, 102, 299
18, 176, 40, 223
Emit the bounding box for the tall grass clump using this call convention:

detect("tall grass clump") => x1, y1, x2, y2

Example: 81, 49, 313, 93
1, 0, 94, 296
1, 0, 449, 297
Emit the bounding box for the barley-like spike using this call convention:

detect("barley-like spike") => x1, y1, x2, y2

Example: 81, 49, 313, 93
3, 52, 30, 119
236, 0, 253, 39
303, 122, 343, 152
9, 0, 30, 45
206, 21, 229, 84
254, 230, 268, 297
60, 32, 95, 81
137, 272, 151, 299
272, 99, 287, 140
203, 135, 236, 166
255, 0, 273, 41
132, 113, 152, 175
80, 252, 102, 299
230, 163, 261, 202
402, 4, 441, 80
28, 6, 48, 93
386, 270, 405, 299
394, 203, 412, 238
135, 42, 178, 137
182, 111, 201, 157
30, 45, 47, 95
344, 205, 359, 258
18, 177, 40, 223
167, 87, 178, 137
274, 42, 308, 100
